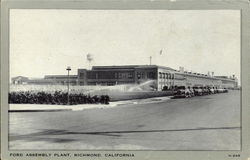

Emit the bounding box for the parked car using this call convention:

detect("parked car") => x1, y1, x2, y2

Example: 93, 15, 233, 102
174, 86, 191, 98
187, 86, 195, 97
162, 86, 169, 91
224, 88, 229, 93
218, 88, 228, 93
217, 88, 224, 93
202, 87, 210, 95
214, 87, 219, 93
193, 86, 203, 96
208, 87, 215, 94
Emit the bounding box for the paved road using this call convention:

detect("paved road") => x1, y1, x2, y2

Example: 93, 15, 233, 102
9, 90, 240, 150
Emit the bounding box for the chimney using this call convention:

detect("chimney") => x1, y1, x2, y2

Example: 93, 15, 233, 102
179, 66, 184, 73
207, 71, 210, 77
211, 72, 214, 77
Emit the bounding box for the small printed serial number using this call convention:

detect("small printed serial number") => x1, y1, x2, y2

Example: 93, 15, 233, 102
228, 154, 240, 157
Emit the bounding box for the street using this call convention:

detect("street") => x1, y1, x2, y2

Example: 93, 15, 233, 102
9, 90, 240, 150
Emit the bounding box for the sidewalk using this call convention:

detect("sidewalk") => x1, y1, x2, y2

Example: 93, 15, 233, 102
9, 96, 171, 112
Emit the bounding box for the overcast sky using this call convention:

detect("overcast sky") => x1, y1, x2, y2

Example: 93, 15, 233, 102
10, 9, 240, 80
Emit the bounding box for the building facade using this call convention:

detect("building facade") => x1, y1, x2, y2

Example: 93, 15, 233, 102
44, 75, 78, 85
77, 65, 238, 91
78, 65, 160, 87
12, 65, 238, 91
11, 75, 78, 85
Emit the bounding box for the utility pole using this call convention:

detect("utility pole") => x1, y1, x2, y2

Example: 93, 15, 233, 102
66, 66, 71, 105
149, 56, 152, 65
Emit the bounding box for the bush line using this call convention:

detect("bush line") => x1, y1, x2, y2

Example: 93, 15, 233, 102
9, 91, 110, 105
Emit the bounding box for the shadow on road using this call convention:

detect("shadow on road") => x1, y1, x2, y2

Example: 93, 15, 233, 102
11, 126, 241, 140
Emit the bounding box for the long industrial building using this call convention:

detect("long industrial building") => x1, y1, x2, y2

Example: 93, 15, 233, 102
12, 65, 238, 91
77, 65, 238, 91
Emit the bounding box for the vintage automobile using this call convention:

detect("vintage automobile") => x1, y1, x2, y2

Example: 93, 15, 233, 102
217, 88, 229, 93
214, 87, 219, 93
174, 86, 192, 98
224, 88, 229, 93
193, 86, 203, 96
187, 86, 195, 97
208, 87, 215, 94
201, 87, 210, 95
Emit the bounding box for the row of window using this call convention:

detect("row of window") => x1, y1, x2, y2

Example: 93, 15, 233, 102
137, 72, 156, 79
82, 71, 173, 80
159, 72, 174, 79
115, 73, 133, 79
79, 73, 85, 79
86, 72, 134, 79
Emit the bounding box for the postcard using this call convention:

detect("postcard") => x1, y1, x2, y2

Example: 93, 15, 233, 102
1, 0, 250, 160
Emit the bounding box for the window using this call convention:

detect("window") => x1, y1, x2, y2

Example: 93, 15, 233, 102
159, 72, 162, 78
137, 72, 141, 79
148, 72, 155, 79
87, 72, 97, 79
141, 72, 145, 79
107, 82, 115, 86
79, 73, 85, 79
137, 72, 145, 79
119, 73, 128, 79
169, 74, 173, 79
118, 73, 122, 79
128, 73, 133, 79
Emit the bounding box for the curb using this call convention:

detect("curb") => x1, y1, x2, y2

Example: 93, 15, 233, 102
9, 96, 172, 112
9, 109, 71, 112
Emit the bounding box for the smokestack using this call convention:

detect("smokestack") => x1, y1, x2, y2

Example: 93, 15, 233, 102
211, 72, 214, 77
208, 71, 210, 77
179, 66, 184, 73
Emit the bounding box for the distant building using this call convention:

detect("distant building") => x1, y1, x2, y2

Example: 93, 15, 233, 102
44, 75, 78, 85
11, 75, 78, 85
11, 65, 238, 91
11, 76, 29, 84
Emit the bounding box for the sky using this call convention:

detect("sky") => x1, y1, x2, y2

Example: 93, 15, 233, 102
10, 9, 240, 81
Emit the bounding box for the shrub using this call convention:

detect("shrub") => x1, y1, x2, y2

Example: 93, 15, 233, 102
8, 91, 110, 105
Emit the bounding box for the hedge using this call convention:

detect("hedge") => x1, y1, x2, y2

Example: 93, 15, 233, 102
9, 91, 110, 105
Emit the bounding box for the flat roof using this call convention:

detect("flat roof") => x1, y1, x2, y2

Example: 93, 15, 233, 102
92, 65, 153, 69
92, 65, 174, 71
175, 72, 236, 81
11, 76, 29, 80
44, 75, 78, 78
91, 65, 235, 81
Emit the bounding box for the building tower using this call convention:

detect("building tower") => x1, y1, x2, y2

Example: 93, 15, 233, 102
86, 53, 94, 70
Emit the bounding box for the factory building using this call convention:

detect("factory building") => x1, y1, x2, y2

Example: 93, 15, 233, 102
44, 75, 78, 85
11, 75, 78, 85
77, 65, 161, 87
12, 65, 238, 91
77, 65, 238, 91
